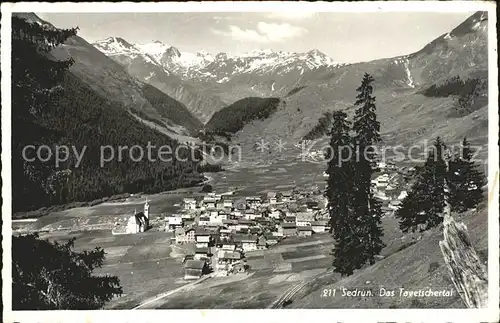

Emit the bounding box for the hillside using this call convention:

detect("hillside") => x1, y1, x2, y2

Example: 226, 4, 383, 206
15, 13, 203, 137
228, 11, 488, 162
140, 82, 203, 134
205, 97, 281, 134
289, 206, 488, 308
11, 14, 204, 212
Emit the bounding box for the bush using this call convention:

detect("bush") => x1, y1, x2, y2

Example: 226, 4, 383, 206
197, 163, 224, 173
201, 184, 213, 193
428, 261, 440, 273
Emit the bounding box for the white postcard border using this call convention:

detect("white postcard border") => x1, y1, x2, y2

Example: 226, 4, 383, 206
1, 2, 498, 323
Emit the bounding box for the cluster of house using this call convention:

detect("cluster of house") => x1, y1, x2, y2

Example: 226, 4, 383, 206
372, 161, 415, 214
165, 190, 329, 280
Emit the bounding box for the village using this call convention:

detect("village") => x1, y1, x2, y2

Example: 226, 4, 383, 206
113, 160, 416, 281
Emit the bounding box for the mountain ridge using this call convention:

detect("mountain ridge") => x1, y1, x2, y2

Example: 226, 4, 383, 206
92, 37, 345, 123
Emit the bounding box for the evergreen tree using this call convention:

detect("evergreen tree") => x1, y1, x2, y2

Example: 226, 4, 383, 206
396, 137, 448, 232
324, 111, 357, 276
13, 234, 122, 309
352, 73, 385, 266
448, 137, 486, 212
325, 111, 353, 234
12, 16, 77, 210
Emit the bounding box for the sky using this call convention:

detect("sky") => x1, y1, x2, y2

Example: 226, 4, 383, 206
37, 12, 474, 63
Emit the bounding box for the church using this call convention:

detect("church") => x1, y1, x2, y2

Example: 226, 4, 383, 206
126, 198, 150, 234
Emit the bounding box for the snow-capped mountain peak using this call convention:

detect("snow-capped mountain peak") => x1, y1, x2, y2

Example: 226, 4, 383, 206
93, 36, 341, 85
93, 37, 137, 55
136, 41, 171, 64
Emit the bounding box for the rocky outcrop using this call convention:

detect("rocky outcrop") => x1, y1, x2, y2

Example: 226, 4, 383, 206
439, 153, 488, 308
439, 214, 488, 308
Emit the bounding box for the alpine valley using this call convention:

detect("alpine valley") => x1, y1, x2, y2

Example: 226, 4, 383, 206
11, 10, 491, 311
92, 11, 488, 156
12, 11, 488, 211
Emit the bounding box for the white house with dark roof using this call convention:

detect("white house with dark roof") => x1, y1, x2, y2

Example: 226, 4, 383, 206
126, 212, 147, 234
216, 250, 242, 272
281, 191, 293, 202
184, 260, 208, 280
199, 216, 210, 226
269, 209, 281, 219
246, 196, 262, 208
125, 200, 150, 234
194, 247, 210, 260
295, 212, 315, 227
232, 209, 243, 218
165, 216, 183, 231
298, 226, 313, 237
267, 191, 277, 204
222, 199, 234, 208
244, 209, 260, 220
183, 197, 197, 210
311, 220, 327, 233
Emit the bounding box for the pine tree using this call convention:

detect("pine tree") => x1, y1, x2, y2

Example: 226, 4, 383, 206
12, 16, 77, 210
352, 73, 385, 266
324, 111, 358, 276
13, 234, 122, 309
448, 137, 486, 213
396, 137, 448, 232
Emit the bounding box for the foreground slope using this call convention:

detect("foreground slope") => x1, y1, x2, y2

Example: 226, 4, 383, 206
289, 206, 488, 308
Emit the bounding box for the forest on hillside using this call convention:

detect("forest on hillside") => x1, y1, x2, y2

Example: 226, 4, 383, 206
12, 16, 204, 212
141, 83, 203, 134
205, 97, 281, 135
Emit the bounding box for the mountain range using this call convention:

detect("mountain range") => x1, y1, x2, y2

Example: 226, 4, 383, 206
18, 11, 489, 149
91, 11, 487, 150
92, 38, 344, 123
12, 11, 489, 212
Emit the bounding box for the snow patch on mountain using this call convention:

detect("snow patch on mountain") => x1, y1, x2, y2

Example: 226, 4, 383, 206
217, 76, 230, 84
403, 58, 415, 88
136, 41, 170, 64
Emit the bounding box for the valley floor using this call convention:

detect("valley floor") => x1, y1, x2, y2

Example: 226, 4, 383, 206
11, 156, 489, 309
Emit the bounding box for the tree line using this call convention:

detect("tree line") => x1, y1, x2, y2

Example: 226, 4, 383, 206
325, 73, 485, 277
421, 75, 487, 117
302, 111, 334, 141
395, 136, 485, 232
12, 16, 204, 212
205, 97, 281, 134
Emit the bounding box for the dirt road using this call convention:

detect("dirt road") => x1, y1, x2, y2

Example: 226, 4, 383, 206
268, 280, 309, 309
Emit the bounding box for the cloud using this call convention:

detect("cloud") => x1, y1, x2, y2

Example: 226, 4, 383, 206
212, 22, 307, 43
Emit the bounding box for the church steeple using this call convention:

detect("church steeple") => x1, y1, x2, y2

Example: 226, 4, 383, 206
144, 197, 150, 219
